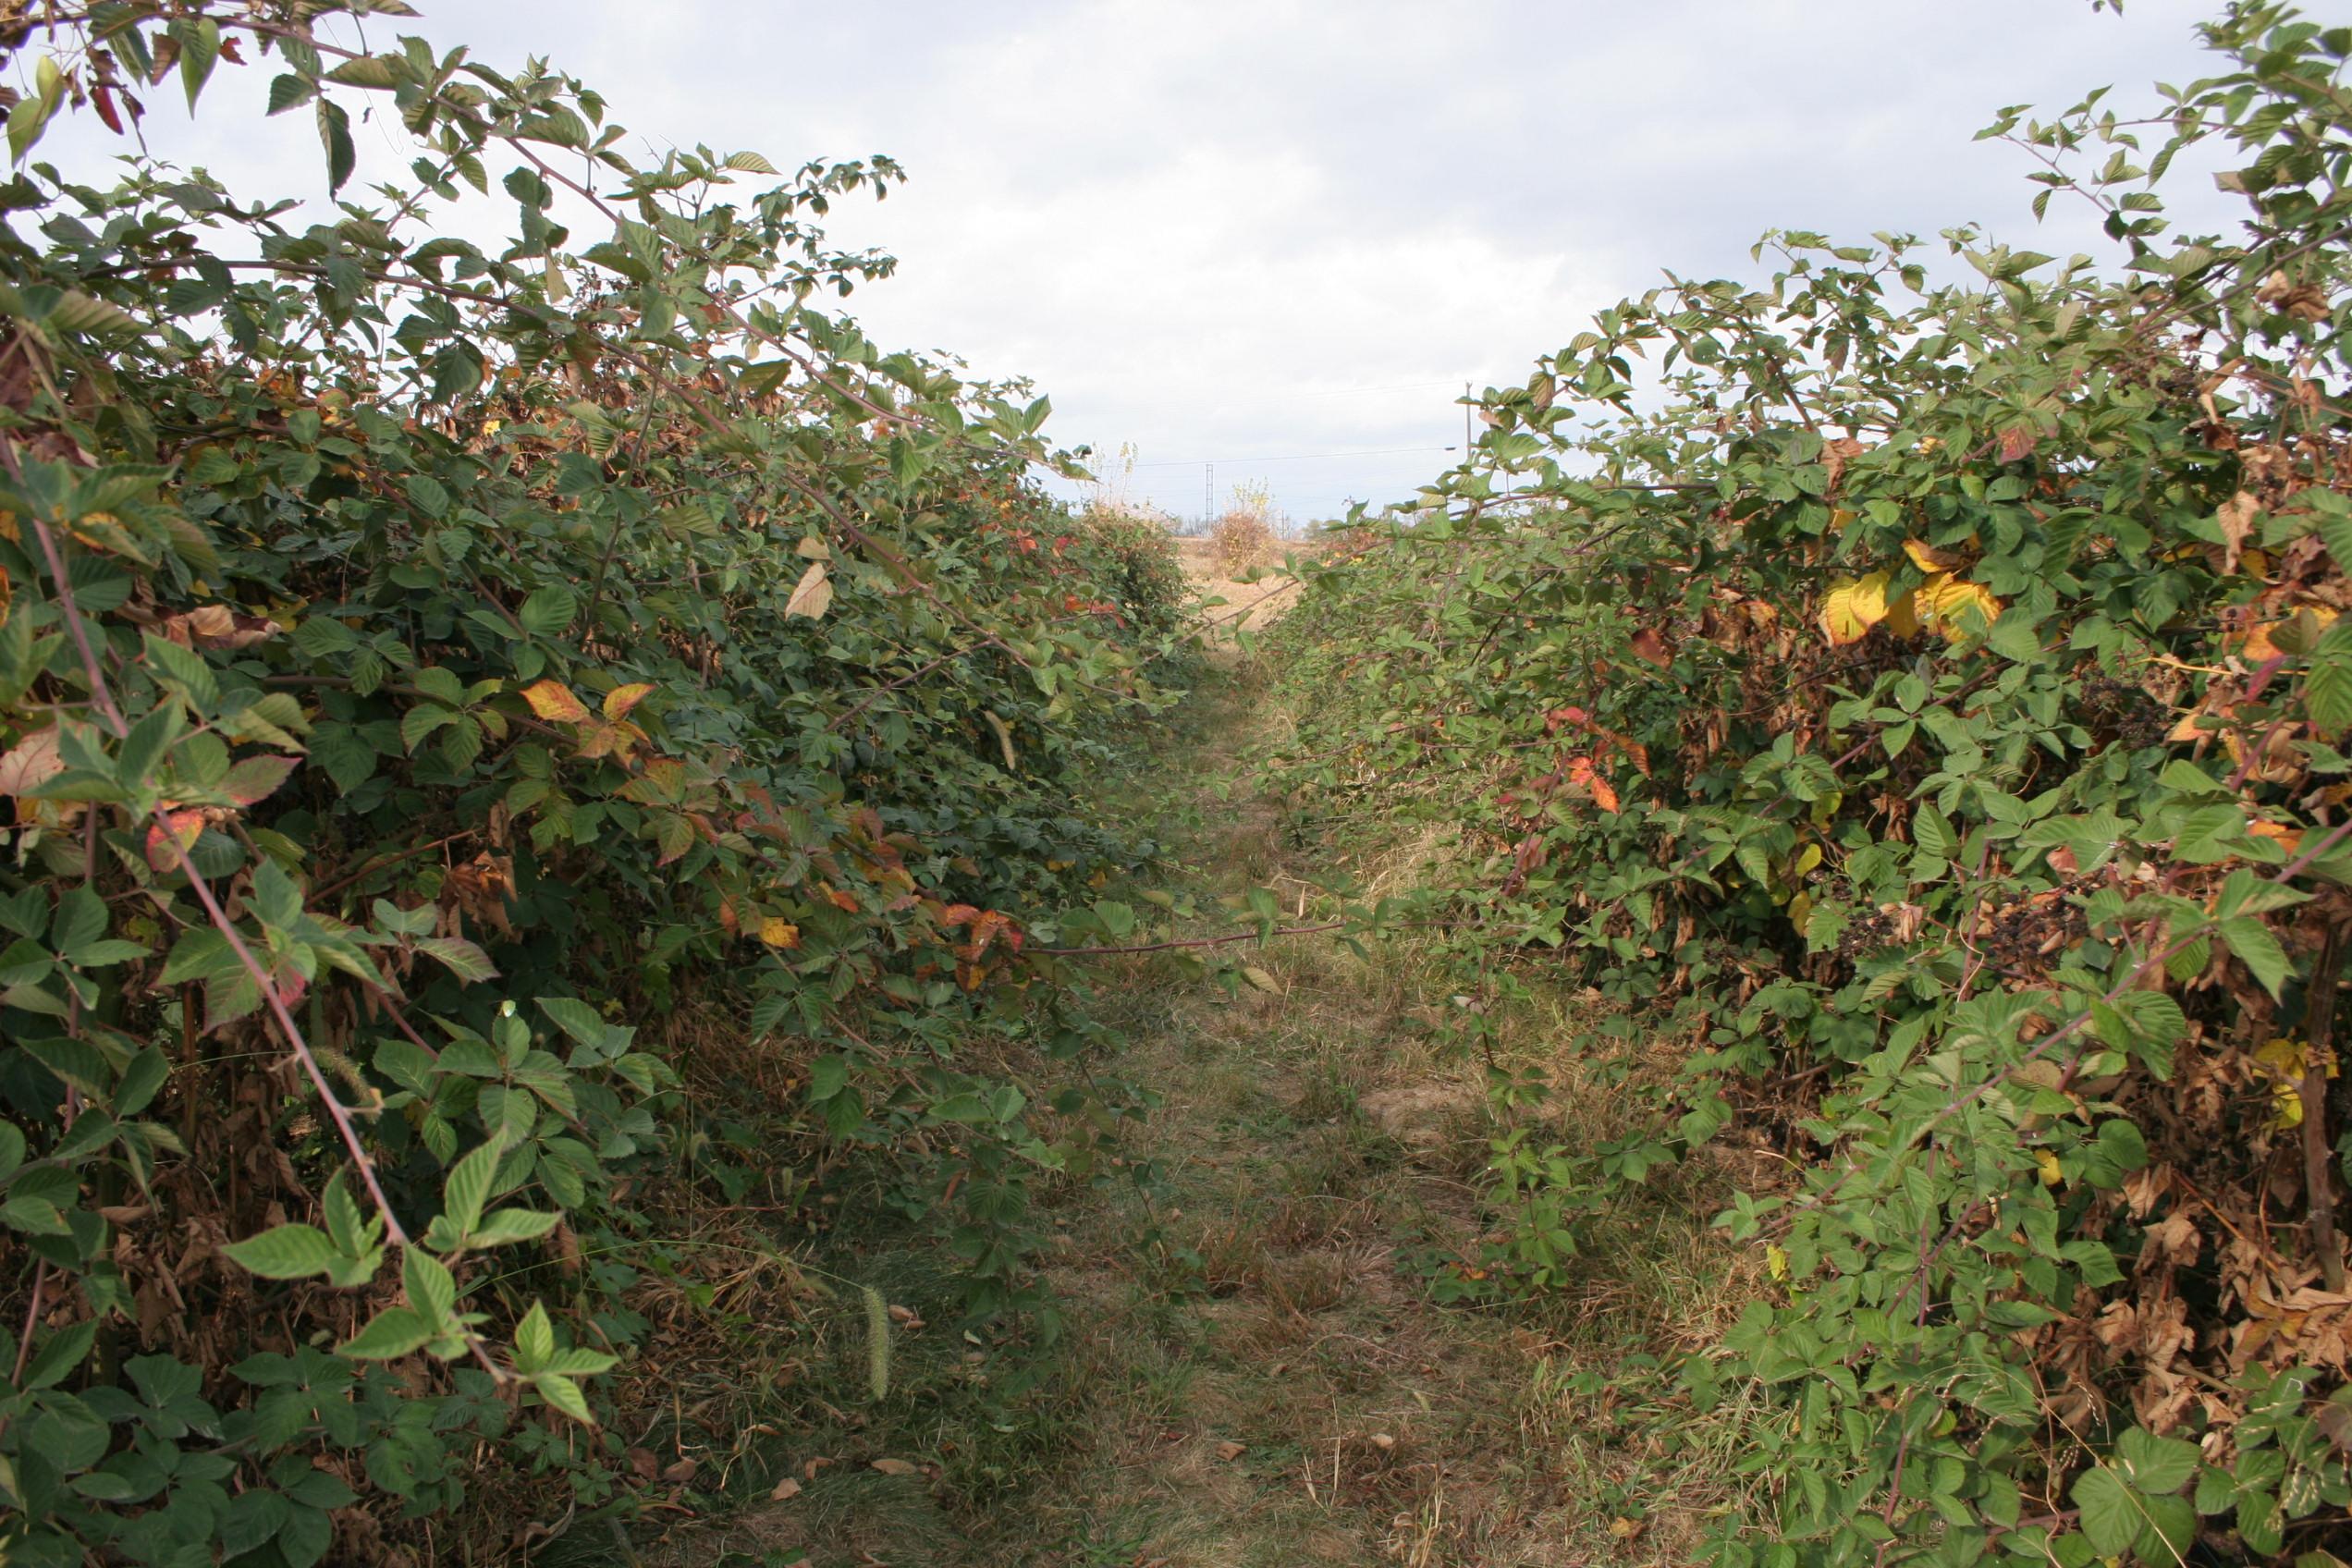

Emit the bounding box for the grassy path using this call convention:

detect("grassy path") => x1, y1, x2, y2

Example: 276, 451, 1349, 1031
635, 639, 1733, 1567
1012, 661, 1560, 1565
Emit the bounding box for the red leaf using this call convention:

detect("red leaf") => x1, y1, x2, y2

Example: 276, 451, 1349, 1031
222, 753, 299, 808
145, 809, 204, 872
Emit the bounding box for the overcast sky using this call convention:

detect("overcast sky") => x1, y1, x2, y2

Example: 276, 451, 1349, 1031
38, 0, 2248, 521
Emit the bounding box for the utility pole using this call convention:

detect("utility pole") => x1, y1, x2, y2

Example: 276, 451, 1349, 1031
1205, 460, 1214, 527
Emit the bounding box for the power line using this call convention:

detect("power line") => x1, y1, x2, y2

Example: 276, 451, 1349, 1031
1289, 379, 1470, 399
1130, 443, 1455, 469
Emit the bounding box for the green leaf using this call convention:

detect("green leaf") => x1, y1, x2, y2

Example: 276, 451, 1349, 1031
115, 1047, 169, 1116
538, 995, 631, 1060
413, 936, 498, 983
316, 98, 355, 195
2159, 759, 2227, 797
401, 704, 459, 753
2173, 803, 2254, 864
2072, 1466, 2141, 1556
470, 1207, 561, 1247
440, 1134, 504, 1242
2309, 658, 2352, 736
325, 55, 401, 90
339, 1305, 434, 1360
534, 1369, 594, 1423
518, 584, 578, 639
222, 1223, 339, 1280
2220, 915, 2292, 999
267, 73, 315, 116
176, 18, 220, 109
402, 1247, 456, 1328
277, 1504, 333, 1568
512, 1301, 554, 1371
2116, 1427, 2200, 1495
21, 1318, 96, 1390
808, 1054, 849, 1101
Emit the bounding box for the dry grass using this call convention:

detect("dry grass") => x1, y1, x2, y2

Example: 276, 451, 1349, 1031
1176, 537, 1297, 643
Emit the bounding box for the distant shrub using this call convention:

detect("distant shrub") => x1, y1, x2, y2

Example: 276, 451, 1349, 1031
1073, 507, 1192, 642
1211, 509, 1276, 575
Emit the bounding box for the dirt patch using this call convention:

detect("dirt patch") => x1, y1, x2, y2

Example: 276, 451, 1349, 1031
1176, 537, 1299, 639
1356, 1083, 1482, 1153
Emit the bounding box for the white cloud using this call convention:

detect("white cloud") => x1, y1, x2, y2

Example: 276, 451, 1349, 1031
21, 0, 2248, 519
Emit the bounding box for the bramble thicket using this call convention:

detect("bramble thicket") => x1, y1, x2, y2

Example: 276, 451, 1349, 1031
9, 0, 2352, 1565
0, 1, 1196, 1562
1266, 4, 2352, 1562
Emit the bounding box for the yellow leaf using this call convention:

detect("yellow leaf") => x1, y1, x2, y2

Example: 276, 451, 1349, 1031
1819, 571, 1893, 645
1885, 588, 1922, 639
786, 560, 833, 619
521, 680, 591, 723
2252, 1036, 2333, 1129
2035, 1150, 2063, 1187
1904, 537, 1966, 573
2241, 606, 2338, 663
983, 710, 1017, 772
1918, 573, 2002, 642
758, 917, 801, 949
1766, 1242, 1789, 1282
603, 681, 655, 720
1240, 965, 1280, 994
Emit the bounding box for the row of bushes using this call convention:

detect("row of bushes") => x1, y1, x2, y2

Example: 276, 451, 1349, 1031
0, 4, 1186, 1563
1268, 6, 2352, 1562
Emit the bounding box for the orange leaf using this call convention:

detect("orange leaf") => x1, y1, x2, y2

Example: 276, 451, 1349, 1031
2216, 491, 2260, 575
1629, 628, 1672, 668
603, 681, 655, 720
2249, 820, 2305, 855
1903, 538, 1966, 573
1591, 775, 1620, 814
521, 680, 591, 724
757, 917, 801, 949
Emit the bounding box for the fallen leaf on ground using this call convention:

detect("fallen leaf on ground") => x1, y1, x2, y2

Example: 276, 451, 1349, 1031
869, 1457, 919, 1476
767, 1476, 802, 1501
1215, 1440, 1246, 1462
